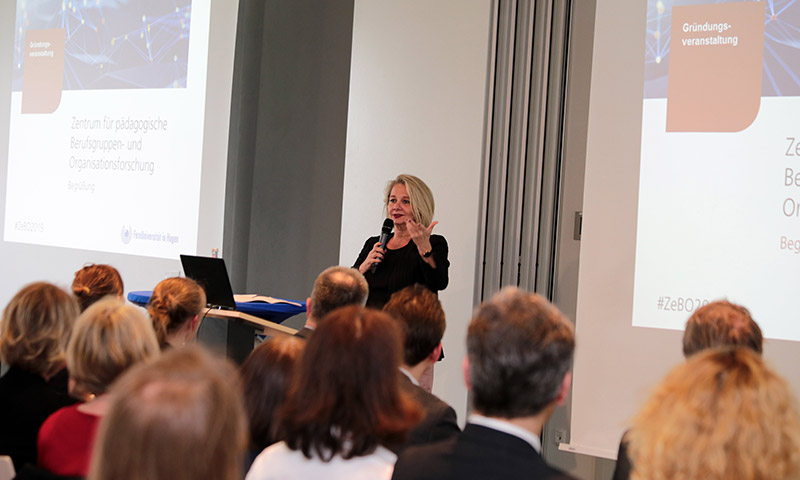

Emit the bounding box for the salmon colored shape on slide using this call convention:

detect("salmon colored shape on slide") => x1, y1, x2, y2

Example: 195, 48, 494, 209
22, 28, 66, 114
666, 1, 765, 132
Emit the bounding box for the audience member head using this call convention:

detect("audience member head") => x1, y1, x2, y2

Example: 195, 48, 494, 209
71, 264, 124, 312
88, 346, 247, 480
628, 348, 800, 480
0, 282, 80, 379
306, 266, 368, 327
147, 277, 206, 348
384, 174, 435, 226
682, 300, 762, 357
67, 298, 159, 397
281, 306, 421, 460
240, 336, 305, 452
383, 284, 445, 368
467, 287, 575, 419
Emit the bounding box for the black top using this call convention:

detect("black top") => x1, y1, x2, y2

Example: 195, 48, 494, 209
392, 423, 575, 480
612, 431, 632, 480
0, 367, 76, 471
353, 234, 449, 309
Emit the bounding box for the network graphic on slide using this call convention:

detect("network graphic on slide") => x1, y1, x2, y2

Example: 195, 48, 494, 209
645, 0, 800, 98
12, 0, 193, 90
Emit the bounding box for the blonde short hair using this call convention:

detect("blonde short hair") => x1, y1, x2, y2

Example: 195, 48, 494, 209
0, 282, 79, 378
383, 174, 435, 226
628, 348, 800, 480
89, 346, 247, 480
67, 298, 159, 395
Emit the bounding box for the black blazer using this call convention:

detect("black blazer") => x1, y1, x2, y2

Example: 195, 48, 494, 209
396, 372, 459, 451
392, 423, 575, 480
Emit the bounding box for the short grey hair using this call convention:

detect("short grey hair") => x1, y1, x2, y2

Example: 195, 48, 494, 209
467, 287, 575, 417
310, 267, 369, 320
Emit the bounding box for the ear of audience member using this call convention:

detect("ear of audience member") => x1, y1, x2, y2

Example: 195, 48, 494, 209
147, 277, 206, 350
627, 348, 800, 480
240, 336, 305, 467
246, 306, 421, 480
392, 287, 576, 480
383, 284, 459, 450
71, 265, 124, 312
0, 283, 80, 471
682, 300, 762, 357
88, 345, 247, 480
36, 298, 159, 478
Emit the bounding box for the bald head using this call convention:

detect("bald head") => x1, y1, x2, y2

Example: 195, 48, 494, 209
308, 267, 369, 322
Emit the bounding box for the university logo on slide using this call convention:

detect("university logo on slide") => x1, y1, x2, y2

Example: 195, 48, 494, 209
121, 225, 132, 245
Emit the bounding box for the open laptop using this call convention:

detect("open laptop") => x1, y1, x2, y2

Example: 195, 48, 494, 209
179, 254, 237, 310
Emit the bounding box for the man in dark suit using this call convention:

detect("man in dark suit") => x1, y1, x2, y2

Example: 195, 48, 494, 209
392, 287, 576, 480
383, 284, 460, 450
294, 266, 368, 339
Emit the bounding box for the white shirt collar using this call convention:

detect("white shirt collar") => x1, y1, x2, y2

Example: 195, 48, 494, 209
467, 414, 542, 453
398, 367, 419, 386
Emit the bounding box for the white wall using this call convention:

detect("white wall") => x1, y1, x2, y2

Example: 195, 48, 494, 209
340, 0, 493, 421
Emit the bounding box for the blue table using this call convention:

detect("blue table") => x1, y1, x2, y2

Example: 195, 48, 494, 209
127, 291, 306, 323
128, 291, 305, 363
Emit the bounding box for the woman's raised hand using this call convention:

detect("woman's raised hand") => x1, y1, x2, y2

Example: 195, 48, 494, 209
406, 219, 438, 254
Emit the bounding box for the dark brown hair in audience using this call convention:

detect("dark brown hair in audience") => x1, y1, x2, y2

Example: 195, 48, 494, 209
468, 287, 575, 418
71, 264, 124, 312
240, 336, 305, 452
88, 346, 247, 480
280, 306, 421, 460
0, 282, 80, 379
383, 284, 445, 366
147, 277, 206, 347
682, 300, 762, 357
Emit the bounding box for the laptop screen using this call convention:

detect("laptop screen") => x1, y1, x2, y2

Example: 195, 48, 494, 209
179, 255, 236, 310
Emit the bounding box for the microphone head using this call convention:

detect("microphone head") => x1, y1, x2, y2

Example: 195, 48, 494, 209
382, 218, 394, 233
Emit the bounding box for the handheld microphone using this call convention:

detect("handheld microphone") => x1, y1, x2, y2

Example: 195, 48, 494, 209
371, 218, 394, 273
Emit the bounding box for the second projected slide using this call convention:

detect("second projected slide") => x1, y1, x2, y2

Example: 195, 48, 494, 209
4, 0, 211, 259
633, 0, 800, 341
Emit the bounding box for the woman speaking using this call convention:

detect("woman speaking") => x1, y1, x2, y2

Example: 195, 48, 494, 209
354, 174, 449, 309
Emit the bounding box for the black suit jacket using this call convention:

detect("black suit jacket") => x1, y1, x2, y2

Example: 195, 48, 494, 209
392, 423, 575, 480
397, 372, 459, 451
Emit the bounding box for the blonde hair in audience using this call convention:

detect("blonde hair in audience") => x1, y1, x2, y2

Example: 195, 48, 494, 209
147, 277, 206, 346
67, 298, 159, 396
88, 346, 247, 480
0, 282, 79, 378
384, 174, 435, 226
72, 264, 124, 312
628, 348, 800, 480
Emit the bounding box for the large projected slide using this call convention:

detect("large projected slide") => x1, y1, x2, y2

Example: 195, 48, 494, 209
5, 0, 212, 259
567, 0, 800, 459
633, 0, 800, 341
